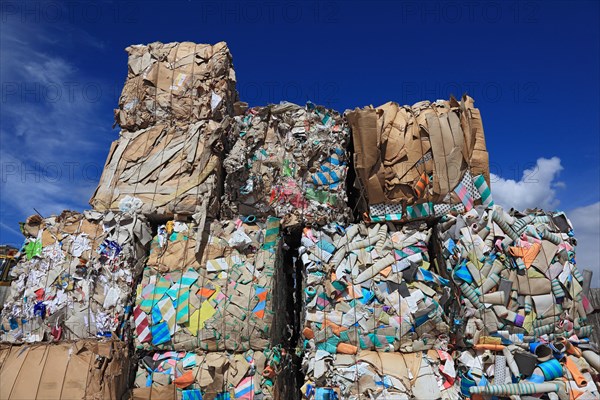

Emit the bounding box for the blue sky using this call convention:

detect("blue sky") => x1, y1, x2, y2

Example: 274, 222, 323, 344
0, 1, 598, 284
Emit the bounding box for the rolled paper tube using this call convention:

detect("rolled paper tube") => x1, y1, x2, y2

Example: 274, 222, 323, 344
478, 225, 491, 241
551, 279, 565, 299
347, 233, 379, 252
503, 347, 521, 378
465, 319, 477, 338
533, 324, 555, 336
538, 228, 561, 245
571, 267, 584, 283
564, 357, 587, 387
533, 316, 559, 329
470, 382, 561, 396
466, 261, 483, 285
473, 344, 505, 351
305, 286, 317, 299
492, 210, 519, 241
582, 350, 600, 371
375, 223, 388, 254
534, 344, 554, 362
354, 253, 396, 284
514, 257, 526, 271
501, 236, 514, 249
481, 272, 501, 294
512, 215, 535, 235
493, 305, 509, 318
334, 224, 359, 249
538, 359, 563, 380
460, 282, 484, 310
303, 327, 315, 339
524, 296, 533, 314
336, 342, 358, 355
576, 300, 587, 320
460, 372, 477, 396
481, 292, 505, 305
576, 325, 592, 338
495, 355, 507, 384
559, 338, 582, 357
547, 393, 559, 400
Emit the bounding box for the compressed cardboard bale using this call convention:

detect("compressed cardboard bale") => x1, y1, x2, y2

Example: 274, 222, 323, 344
299, 222, 453, 354
346, 95, 491, 222
0, 340, 130, 400
131, 348, 291, 400
300, 350, 459, 399
436, 205, 595, 344
90, 119, 231, 218
222, 102, 352, 228
0, 210, 151, 343
132, 217, 285, 352
114, 41, 238, 131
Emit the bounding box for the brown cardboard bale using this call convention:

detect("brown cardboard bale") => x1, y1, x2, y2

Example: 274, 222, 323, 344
0, 340, 129, 400
90, 119, 231, 218
114, 41, 238, 131
346, 95, 490, 221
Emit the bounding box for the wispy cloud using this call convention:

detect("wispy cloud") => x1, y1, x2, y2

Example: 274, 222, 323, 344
0, 13, 115, 243
490, 157, 564, 210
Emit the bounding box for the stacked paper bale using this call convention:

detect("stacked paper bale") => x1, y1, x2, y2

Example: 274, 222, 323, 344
436, 205, 600, 398
346, 95, 492, 223
222, 102, 352, 228
114, 41, 238, 130
92, 41, 239, 220
0, 340, 130, 400
298, 222, 460, 398
131, 348, 288, 400
130, 217, 292, 399
0, 210, 151, 343
90, 119, 232, 219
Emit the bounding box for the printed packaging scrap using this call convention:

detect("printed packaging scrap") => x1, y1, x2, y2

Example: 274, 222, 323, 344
0, 340, 130, 400
301, 350, 460, 400
131, 348, 290, 400
90, 119, 231, 218
132, 217, 286, 352
114, 41, 238, 131
222, 102, 352, 228
437, 205, 600, 399
0, 210, 151, 343
346, 95, 491, 222
299, 222, 453, 355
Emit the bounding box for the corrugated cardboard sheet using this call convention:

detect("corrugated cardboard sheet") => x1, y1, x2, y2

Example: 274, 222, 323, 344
222, 102, 352, 228
114, 41, 238, 131
0, 210, 151, 343
346, 95, 489, 214
0, 340, 129, 400
90, 119, 231, 217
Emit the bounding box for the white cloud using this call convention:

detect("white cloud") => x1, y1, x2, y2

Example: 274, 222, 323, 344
490, 157, 564, 210
567, 202, 600, 288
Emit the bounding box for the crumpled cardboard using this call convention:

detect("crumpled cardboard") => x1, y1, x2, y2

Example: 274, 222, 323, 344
131, 348, 289, 400
0, 340, 130, 400
0, 210, 151, 343
90, 119, 231, 217
132, 217, 285, 352
114, 41, 239, 131
346, 95, 490, 221
299, 222, 453, 355
301, 350, 459, 399
222, 102, 352, 228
